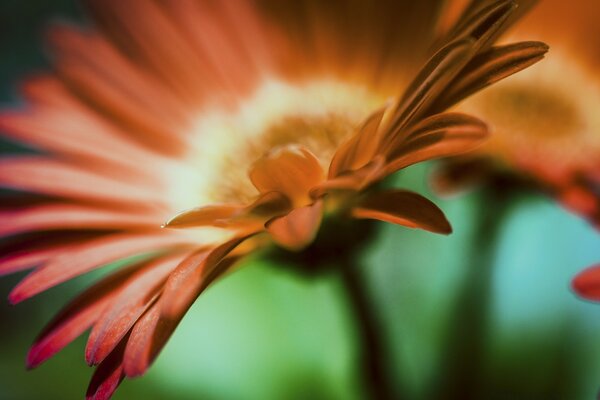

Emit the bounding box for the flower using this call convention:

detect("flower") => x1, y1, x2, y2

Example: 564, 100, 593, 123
0, 1, 545, 398
433, 0, 600, 227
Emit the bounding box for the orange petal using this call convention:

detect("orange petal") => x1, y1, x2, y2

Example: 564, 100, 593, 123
382, 38, 475, 140
352, 190, 452, 234
384, 113, 488, 176
249, 145, 324, 206
266, 201, 323, 251
160, 237, 248, 320
433, 41, 549, 109
85, 254, 188, 366
312, 156, 386, 199
163, 204, 244, 229
572, 265, 600, 301
244, 191, 292, 218
329, 105, 387, 178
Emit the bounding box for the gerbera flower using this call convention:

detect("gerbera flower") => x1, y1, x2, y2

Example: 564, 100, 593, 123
0, 1, 546, 398
433, 0, 600, 226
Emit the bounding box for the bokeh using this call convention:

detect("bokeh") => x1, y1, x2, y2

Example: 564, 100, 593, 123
1, 2, 600, 400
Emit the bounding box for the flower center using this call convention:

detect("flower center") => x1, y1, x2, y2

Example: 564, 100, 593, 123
479, 84, 583, 139
170, 80, 384, 211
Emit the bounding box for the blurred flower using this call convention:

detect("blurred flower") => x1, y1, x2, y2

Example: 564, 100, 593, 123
433, 0, 600, 227
0, 1, 545, 398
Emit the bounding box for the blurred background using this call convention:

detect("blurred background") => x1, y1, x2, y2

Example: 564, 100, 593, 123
1, 1, 600, 399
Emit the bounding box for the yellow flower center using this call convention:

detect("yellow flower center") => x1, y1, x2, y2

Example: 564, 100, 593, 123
169, 79, 384, 212
480, 84, 583, 139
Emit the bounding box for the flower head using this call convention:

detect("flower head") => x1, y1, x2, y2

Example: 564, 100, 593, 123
434, 0, 600, 227
0, 1, 545, 398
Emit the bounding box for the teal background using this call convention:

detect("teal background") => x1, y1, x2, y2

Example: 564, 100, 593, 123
1, 2, 600, 399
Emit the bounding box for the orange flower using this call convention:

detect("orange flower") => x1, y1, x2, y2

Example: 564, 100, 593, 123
0, 1, 545, 398
434, 0, 600, 226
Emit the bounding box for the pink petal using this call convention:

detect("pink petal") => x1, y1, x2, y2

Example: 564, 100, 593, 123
123, 238, 248, 378
86, 340, 126, 400
9, 233, 190, 304
160, 237, 248, 319
0, 246, 64, 277
0, 204, 158, 237
86, 254, 188, 365
27, 262, 144, 369
122, 301, 163, 378
0, 157, 166, 206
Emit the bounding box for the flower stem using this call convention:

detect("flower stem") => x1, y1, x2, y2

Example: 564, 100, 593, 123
431, 186, 514, 399
339, 257, 396, 400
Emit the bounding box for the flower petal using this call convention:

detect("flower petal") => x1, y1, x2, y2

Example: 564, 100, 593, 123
572, 265, 600, 301
160, 237, 248, 320
163, 204, 244, 229
122, 300, 163, 378
384, 113, 488, 175
266, 201, 323, 251
0, 157, 166, 207
329, 105, 387, 178
382, 38, 475, 139
27, 262, 144, 369
85, 254, 188, 366
121, 236, 249, 378
9, 233, 190, 304
432, 41, 549, 110
249, 145, 324, 205
352, 190, 452, 234
86, 339, 126, 400
0, 204, 157, 237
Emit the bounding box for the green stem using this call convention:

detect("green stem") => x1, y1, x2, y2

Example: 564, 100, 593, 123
340, 258, 396, 400
431, 187, 514, 400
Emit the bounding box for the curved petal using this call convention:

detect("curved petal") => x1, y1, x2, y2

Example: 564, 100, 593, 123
85, 253, 189, 365
26, 261, 144, 369
384, 113, 488, 176
163, 204, 244, 229
329, 105, 387, 178
86, 339, 126, 400
432, 41, 549, 110
122, 238, 245, 378
352, 190, 452, 234
160, 237, 249, 319
249, 145, 324, 206
265, 201, 323, 251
